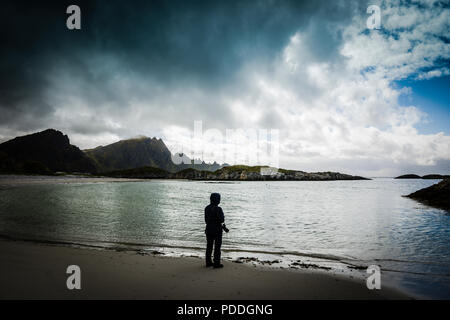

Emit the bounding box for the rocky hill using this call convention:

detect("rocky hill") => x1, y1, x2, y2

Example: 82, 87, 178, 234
84, 137, 177, 173
0, 129, 97, 174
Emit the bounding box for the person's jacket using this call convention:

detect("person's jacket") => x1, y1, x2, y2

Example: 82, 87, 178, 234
204, 204, 224, 235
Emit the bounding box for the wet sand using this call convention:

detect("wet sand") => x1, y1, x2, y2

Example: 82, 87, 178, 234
0, 239, 410, 299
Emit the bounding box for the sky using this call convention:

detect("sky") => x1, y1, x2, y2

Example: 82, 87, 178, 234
0, 0, 449, 177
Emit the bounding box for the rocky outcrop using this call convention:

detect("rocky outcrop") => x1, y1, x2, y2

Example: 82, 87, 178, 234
0, 129, 97, 174
171, 166, 369, 181
406, 179, 450, 211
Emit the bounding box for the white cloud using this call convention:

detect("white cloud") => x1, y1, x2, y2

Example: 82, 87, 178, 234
163, 0, 450, 176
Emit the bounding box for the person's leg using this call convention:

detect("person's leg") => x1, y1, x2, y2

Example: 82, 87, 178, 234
205, 234, 214, 266
213, 232, 222, 267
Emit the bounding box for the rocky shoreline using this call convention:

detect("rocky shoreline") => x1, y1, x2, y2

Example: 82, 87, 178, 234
406, 179, 450, 211
103, 165, 370, 181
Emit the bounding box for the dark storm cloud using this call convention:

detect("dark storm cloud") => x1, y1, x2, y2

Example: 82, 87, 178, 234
0, 0, 95, 129
0, 0, 365, 134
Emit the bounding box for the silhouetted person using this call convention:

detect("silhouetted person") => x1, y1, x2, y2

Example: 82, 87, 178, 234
205, 193, 228, 268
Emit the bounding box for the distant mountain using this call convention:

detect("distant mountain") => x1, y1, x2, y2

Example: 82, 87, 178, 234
172, 152, 223, 172
84, 137, 223, 173
395, 174, 449, 179
0, 129, 97, 174
0, 129, 369, 179
84, 137, 177, 173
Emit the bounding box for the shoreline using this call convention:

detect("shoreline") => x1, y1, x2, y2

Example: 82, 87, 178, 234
0, 233, 369, 276
0, 173, 370, 184
0, 238, 410, 299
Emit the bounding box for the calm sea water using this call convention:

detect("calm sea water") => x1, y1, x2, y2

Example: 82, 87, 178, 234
0, 178, 449, 298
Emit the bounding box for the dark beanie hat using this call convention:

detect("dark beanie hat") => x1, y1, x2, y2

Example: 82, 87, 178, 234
210, 193, 221, 205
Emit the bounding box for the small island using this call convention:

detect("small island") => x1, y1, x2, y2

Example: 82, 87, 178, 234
395, 174, 449, 179
395, 174, 422, 179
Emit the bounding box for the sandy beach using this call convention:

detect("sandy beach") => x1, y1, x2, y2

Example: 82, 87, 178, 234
0, 239, 409, 299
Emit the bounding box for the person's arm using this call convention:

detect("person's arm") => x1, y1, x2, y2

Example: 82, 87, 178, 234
219, 207, 229, 233
218, 207, 224, 224
204, 207, 209, 224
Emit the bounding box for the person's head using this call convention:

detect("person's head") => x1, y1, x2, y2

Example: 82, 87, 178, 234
210, 193, 221, 205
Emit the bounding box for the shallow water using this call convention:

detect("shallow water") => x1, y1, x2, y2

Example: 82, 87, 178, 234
0, 178, 448, 298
